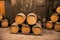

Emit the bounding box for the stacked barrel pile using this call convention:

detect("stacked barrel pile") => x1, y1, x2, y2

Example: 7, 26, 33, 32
10, 13, 42, 35
0, 14, 9, 28
45, 6, 60, 32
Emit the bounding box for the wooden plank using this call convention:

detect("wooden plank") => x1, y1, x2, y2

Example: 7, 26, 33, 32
0, 0, 4, 1
0, 1, 5, 16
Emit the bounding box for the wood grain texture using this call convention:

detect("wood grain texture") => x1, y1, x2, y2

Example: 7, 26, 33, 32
1, 19, 8, 27
0, 1, 5, 16
45, 21, 53, 29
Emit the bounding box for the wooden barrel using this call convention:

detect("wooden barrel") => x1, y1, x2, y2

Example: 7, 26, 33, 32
54, 22, 60, 32
50, 13, 59, 22
32, 23, 42, 35
0, 14, 3, 21
45, 21, 53, 29
10, 23, 19, 33
27, 13, 37, 25
15, 13, 26, 25
1, 19, 8, 27
0, 1, 5, 16
21, 24, 30, 34
56, 6, 60, 14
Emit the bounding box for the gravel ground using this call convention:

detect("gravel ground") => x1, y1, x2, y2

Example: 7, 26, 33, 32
0, 27, 60, 40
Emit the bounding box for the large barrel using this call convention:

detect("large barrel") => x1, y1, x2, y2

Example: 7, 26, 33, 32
45, 21, 53, 29
21, 24, 30, 34
50, 13, 59, 22
15, 13, 26, 25
54, 22, 60, 32
56, 6, 60, 14
0, 14, 3, 21
32, 23, 42, 35
27, 13, 37, 25
0, 1, 5, 16
1, 19, 8, 27
10, 23, 19, 33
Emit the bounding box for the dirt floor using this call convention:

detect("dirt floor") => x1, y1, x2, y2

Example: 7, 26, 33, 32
0, 27, 60, 40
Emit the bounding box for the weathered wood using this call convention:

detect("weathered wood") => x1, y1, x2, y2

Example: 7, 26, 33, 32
50, 13, 59, 22
32, 23, 42, 35
21, 24, 30, 34
54, 22, 60, 32
15, 13, 26, 25
56, 6, 60, 14
27, 13, 37, 25
45, 21, 53, 29
1, 19, 8, 27
10, 23, 19, 33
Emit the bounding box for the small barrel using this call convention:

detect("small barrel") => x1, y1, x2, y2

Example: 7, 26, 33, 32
27, 13, 37, 25
50, 13, 59, 22
54, 22, 60, 32
15, 13, 26, 25
0, 14, 3, 21
10, 23, 19, 33
1, 19, 8, 27
45, 21, 53, 29
56, 6, 60, 14
21, 24, 30, 34
32, 23, 42, 35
